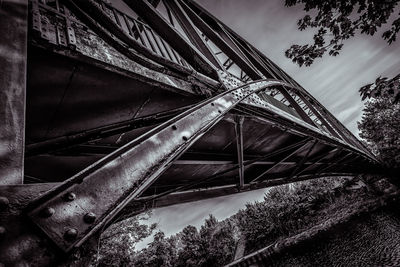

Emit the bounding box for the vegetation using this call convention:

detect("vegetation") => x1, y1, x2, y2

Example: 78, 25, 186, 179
92, 211, 157, 267
358, 95, 400, 168
131, 214, 238, 267
234, 177, 359, 253
117, 176, 368, 266
284, 0, 400, 102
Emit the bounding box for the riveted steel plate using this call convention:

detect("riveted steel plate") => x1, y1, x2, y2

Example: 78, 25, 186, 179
27, 80, 290, 252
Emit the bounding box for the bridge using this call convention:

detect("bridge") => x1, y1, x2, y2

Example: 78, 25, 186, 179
0, 0, 380, 265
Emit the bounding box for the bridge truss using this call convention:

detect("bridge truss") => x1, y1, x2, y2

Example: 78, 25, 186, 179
0, 0, 378, 265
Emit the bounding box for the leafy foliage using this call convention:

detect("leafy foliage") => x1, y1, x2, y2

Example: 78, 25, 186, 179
359, 74, 400, 103
132, 231, 178, 267
358, 96, 400, 167
235, 178, 339, 252
131, 215, 238, 267
94, 211, 157, 267
98, 177, 363, 266
284, 0, 400, 66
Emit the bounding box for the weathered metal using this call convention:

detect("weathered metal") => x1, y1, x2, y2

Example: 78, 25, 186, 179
0, 0, 28, 185
234, 115, 245, 188
122, 0, 219, 79
0, 0, 383, 265
26, 80, 290, 252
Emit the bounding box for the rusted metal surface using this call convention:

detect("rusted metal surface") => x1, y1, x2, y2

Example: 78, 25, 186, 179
26, 80, 290, 252
165, 0, 222, 69
0, 0, 383, 264
122, 0, 219, 79
0, 183, 57, 266
0, 0, 28, 185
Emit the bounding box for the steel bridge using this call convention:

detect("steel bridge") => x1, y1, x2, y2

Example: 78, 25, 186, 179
0, 0, 378, 265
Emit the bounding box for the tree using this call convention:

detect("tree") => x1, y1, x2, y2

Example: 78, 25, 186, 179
359, 74, 400, 103
358, 95, 400, 167
235, 179, 339, 253
94, 211, 157, 267
132, 231, 178, 267
132, 215, 237, 267
176, 215, 237, 267
284, 0, 400, 102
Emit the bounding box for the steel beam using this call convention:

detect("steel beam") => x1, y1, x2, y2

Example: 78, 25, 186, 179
278, 87, 317, 126
164, 0, 222, 70
296, 91, 342, 139
24, 80, 291, 253
63, 0, 195, 79
0, 0, 28, 185
172, 159, 321, 165
178, 0, 264, 80
234, 115, 245, 188
251, 141, 311, 183
288, 140, 318, 179
123, 0, 219, 79
316, 152, 354, 175
26, 104, 195, 156
294, 148, 341, 177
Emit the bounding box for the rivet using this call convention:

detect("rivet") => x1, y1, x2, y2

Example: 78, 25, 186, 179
211, 103, 215, 106
0, 197, 9, 210
83, 212, 96, 224
182, 136, 188, 141
64, 228, 78, 241
64, 192, 76, 201
171, 125, 177, 130
0, 226, 6, 238
40, 207, 55, 218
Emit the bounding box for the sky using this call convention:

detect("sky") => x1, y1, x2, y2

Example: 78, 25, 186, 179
113, 0, 400, 249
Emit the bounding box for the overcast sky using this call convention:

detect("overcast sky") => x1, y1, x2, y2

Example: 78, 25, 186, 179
114, 0, 400, 248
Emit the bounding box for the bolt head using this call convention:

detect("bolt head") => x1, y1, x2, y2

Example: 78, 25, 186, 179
0, 197, 9, 210
40, 207, 55, 218
64, 192, 76, 201
64, 228, 78, 241
84, 212, 96, 224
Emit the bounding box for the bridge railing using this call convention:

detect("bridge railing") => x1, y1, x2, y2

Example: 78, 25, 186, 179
36, 0, 191, 69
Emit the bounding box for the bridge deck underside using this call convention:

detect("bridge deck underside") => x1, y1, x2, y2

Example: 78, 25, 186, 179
24, 47, 365, 203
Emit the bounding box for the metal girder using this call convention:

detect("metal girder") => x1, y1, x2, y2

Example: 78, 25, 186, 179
288, 140, 318, 179
251, 140, 311, 183
178, 0, 264, 80
277, 87, 317, 126
234, 115, 245, 188
294, 148, 341, 177
62, 0, 193, 79
25, 79, 291, 253
296, 92, 342, 139
123, 0, 219, 79
172, 159, 321, 165
26, 104, 195, 156
234, 103, 374, 163
163, 0, 222, 70
0, 0, 28, 185
316, 152, 354, 175
116, 171, 355, 224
